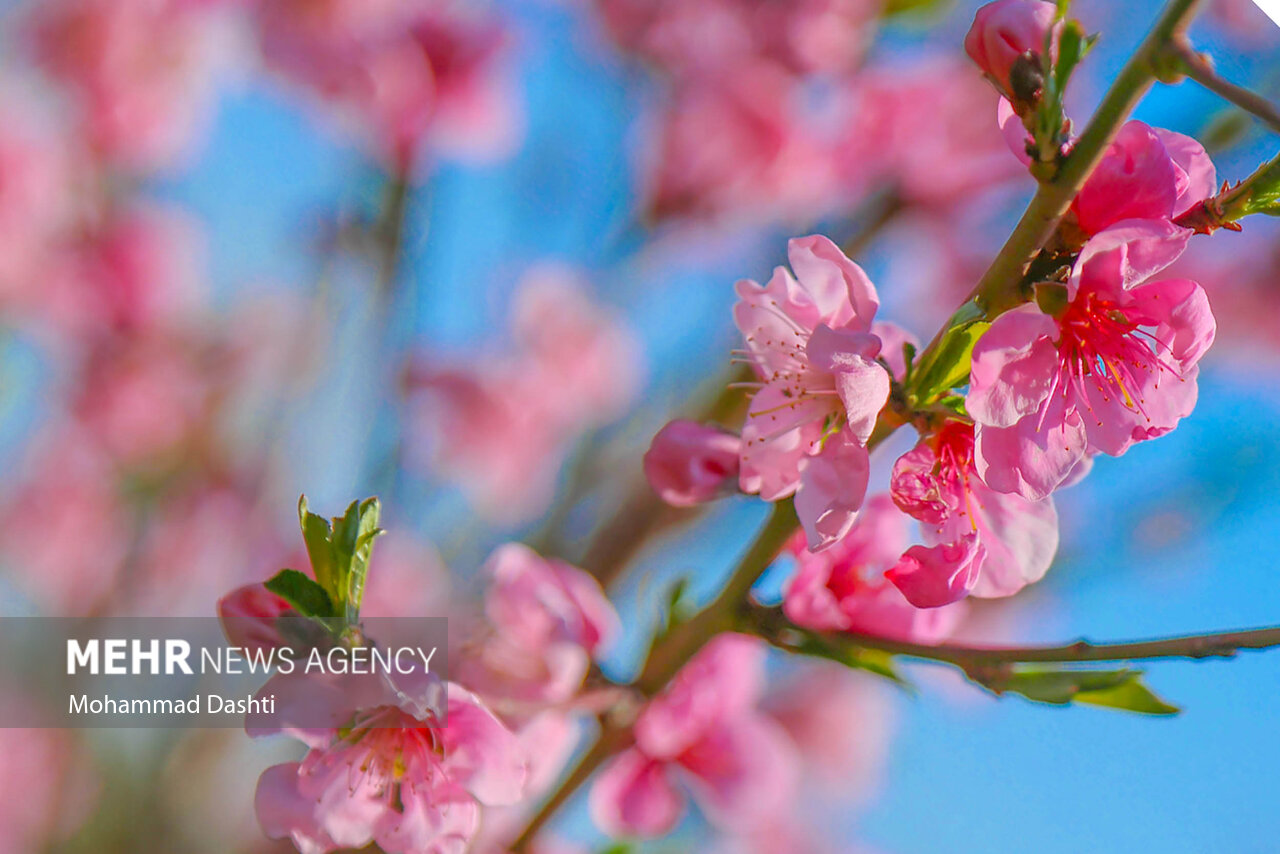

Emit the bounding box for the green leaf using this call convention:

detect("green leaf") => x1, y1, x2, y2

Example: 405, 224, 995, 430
1052, 21, 1090, 96
992, 668, 1180, 715
908, 313, 990, 403
294, 494, 384, 624
298, 496, 337, 598
264, 568, 335, 619
792, 634, 913, 689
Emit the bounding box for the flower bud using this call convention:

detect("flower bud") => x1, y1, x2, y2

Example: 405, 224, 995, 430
643, 420, 740, 507
218, 583, 292, 653
964, 0, 1060, 99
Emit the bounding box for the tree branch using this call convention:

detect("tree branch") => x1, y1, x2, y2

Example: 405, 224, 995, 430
1165, 38, 1280, 135
745, 603, 1280, 667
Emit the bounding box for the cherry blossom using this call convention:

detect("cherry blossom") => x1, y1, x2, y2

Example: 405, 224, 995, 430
784, 495, 967, 639
589, 634, 797, 838
644, 419, 741, 507
968, 221, 1215, 500
255, 680, 527, 854
734, 234, 890, 550
886, 421, 1059, 608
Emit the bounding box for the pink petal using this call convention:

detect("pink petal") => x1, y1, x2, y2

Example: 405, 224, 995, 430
1153, 127, 1216, 215
589, 750, 683, 839
967, 304, 1060, 429
738, 384, 827, 501
255, 763, 340, 854
1070, 219, 1191, 299
795, 430, 870, 552
885, 535, 985, 608
677, 714, 799, 830
787, 234, 879, 329
441, 684, 528, 806
974, 402, 1088, 501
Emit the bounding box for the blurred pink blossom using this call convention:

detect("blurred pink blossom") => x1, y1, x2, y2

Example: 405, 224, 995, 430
460, 544, 618, 711
589, 634, 797, 838
29, 0, 233, 170
407, 266, 641, 522
255, 0, 521, 173
644, 419, 741, 507
0, 429, 128, 616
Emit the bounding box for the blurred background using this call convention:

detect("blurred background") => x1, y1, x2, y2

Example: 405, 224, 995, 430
1, 0, 1280, 851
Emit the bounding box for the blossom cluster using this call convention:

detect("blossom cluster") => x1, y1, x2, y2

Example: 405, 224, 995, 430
646, 0, 1220, 623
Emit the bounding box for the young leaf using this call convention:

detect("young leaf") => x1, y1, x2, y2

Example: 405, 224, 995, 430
264, 568, 336, 619
909, 318, 990, 404
990, 668, 1180, 715
298, 495, 337, 599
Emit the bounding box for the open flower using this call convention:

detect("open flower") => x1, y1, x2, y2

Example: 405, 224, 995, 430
886, 421, 1058, 608
256, 679, 526, 854
1071, 121, 1216, 237
588, 634, 797, 838
784, 495, 966, 639
461, 544, 619, 711
968, 221, 1215, 500
734, 235, 891, 550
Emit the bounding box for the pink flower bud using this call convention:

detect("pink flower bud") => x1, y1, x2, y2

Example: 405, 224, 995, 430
964, 0, 1060, 97
217, 583, 293, 654
643, 420, 741, 507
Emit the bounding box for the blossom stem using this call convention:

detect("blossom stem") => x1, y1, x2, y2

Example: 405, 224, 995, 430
970, 0, 1205, 318
1164, 38, 1280, 135
744, 603, 1280, 666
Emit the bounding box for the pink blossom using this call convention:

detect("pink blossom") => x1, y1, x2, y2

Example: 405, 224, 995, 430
255, 0, 519, 173
762, 663, 893, 798
0, 96, 74, 300
734, 235, 890, 550
41, 203, 207, 340
29, 0, 231, 170
1071, 122, 1217, 237
885, 421, 1058, 607
0, 429, 128, 616
594, 0, 878, 77
643, 63, 843, 223
784, 495, 967, 639
968, 221, 1216, 500
963, 0, 1060, 99
0, 699, 98, 854
589, 634, 797, 838
848, 60, 1021, 208
72, 333, 213, 468
255, 680, 527, 854
644, 419, 741, 507
406, 267, 641, 522
219, 583, 294, 653
460, 544, 619, 710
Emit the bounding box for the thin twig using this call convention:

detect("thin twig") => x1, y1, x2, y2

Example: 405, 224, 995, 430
746, 603, 1280, 667
1167, 39, 1280, 135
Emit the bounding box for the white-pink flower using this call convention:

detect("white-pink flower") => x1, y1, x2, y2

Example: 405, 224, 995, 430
734, 235, 890, 550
